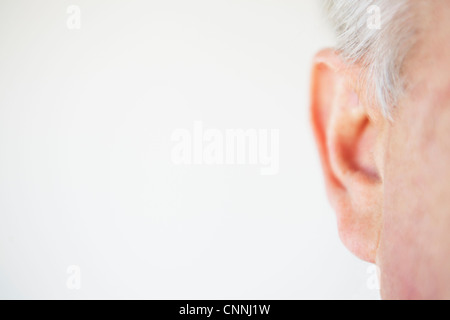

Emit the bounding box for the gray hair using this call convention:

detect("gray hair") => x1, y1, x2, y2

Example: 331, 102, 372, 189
325, 0, 417, 118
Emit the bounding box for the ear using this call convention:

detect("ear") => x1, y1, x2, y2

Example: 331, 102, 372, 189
310, 49, 384, 263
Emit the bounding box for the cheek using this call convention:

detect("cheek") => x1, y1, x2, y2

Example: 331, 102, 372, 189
379, 104, 450, 299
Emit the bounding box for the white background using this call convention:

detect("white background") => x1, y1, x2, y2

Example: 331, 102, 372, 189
0, 0, 380, 299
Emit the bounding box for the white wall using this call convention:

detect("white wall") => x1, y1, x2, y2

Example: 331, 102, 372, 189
0, 0, 380, 299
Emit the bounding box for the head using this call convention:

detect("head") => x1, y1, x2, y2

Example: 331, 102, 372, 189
311, 0, 450, 299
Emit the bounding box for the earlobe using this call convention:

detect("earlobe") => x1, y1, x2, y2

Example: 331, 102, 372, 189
310, 49, 384, 263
